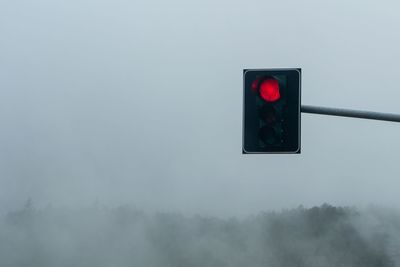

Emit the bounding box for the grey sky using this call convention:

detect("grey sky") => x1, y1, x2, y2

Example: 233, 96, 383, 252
1, 0, 400, 216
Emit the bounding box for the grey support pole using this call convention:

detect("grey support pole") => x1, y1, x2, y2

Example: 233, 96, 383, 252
301, 105, 400, 123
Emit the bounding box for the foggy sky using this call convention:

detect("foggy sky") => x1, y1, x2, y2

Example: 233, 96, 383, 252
1, 0, 400, 216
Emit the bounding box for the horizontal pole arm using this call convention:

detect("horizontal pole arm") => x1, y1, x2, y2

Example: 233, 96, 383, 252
301, 105, 400, 123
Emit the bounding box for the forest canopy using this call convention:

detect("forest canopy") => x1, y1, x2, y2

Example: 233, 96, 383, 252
0, 204, 399, 267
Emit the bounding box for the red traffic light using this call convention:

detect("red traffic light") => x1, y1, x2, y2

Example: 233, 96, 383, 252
259, 79, 280, 102
243, 69, 301, 154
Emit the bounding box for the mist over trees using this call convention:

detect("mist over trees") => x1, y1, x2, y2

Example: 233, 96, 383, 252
0, 203, 399, 267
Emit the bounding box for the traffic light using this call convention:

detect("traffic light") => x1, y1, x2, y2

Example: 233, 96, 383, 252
243, 69, 301, 154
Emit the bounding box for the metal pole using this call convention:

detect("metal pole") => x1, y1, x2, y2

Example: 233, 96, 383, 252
301, 105, 400, 123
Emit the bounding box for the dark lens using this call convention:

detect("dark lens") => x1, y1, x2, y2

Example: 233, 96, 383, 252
259, 105, 277, 124
259, 126, 278, 145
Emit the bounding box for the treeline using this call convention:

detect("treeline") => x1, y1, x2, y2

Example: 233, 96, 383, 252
0, 204, 398, 267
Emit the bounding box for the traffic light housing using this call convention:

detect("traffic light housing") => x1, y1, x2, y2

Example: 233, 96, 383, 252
243, 69, 301, 154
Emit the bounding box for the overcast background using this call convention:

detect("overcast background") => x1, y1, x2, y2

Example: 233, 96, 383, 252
1, 0, 400, 217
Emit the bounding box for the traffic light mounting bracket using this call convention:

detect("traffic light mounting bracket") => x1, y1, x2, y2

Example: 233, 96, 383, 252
301, 105, 400, 123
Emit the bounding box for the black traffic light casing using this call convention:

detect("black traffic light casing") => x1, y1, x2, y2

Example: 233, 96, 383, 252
243, 68, 301, 154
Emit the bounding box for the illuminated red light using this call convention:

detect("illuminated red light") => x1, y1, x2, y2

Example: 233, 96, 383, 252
259, 79, 280, 102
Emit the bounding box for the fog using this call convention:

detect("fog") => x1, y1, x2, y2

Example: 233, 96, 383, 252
1, 0, 400, 216
1, 0, 400, 265
1, 204, 400, 266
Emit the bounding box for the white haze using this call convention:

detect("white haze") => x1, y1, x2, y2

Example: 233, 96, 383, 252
1, 0, 400, 217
